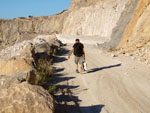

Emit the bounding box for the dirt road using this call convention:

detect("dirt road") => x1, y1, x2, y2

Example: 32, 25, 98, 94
54, 44, 150, 113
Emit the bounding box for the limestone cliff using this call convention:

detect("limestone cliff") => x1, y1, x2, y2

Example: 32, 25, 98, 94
0, 10, 69, 49
62, 0, 139, 50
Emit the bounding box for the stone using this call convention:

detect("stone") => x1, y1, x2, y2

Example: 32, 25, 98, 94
0, 35, 61, 76
126, 53, 133, 57
0, 58, 32, 76
0, 82, 54, 113
111, 54, 117, 57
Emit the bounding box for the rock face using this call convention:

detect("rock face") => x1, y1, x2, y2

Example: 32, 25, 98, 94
62, 0, 140, 50
0, 35, 61, 76
67, 0, 150, 59
64, 0, 136, 37
117, 0, 150, 64
0, 11, 69, 49
69, 0, 100, 9
118, 0, 150, 51
0, 81, 54, 113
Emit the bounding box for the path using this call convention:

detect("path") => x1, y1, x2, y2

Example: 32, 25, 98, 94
54, 44, 150, 113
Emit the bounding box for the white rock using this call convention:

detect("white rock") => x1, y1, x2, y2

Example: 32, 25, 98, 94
111, 54, 117, 57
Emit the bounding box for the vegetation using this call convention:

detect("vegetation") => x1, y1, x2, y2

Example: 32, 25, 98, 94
48, 84, 56, 95
28, 15, 33, 18
36, 58, 56, 95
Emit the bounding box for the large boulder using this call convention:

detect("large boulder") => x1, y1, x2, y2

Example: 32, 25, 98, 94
0, 82, 54, 113
0, 72, 54, 113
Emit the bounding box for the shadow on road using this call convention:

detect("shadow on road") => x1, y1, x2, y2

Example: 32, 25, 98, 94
54, 74, 75, 84
88, 63, 122, 73
54, 56, 68, 63
59, 48, 70, 56
55, 104, 105, 113
55, 68, 65, 73
54, 47, 105, 113
80, 105, 105, 113
53, 48, 69, 63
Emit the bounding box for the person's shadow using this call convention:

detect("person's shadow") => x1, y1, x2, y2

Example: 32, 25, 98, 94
88, 63, 121, 73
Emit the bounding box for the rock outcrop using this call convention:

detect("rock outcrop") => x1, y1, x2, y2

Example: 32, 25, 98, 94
0, 35, 61, 76
0, 11, 69, 49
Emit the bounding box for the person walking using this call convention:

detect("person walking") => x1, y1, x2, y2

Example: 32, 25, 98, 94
68, 39, 85, 73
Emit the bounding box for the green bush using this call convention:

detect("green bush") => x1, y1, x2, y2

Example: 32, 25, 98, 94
36, 58, 54, 86
48, 84, 56, 95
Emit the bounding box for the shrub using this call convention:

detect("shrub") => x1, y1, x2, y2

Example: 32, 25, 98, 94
36, 58, 54, 86
28, 15, 33, 18
48, 84, 56, 95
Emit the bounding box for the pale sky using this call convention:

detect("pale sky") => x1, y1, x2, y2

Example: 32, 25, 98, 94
0, 0, 71, 19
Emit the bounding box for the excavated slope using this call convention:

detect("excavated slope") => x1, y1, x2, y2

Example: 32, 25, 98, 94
118, 0, 150, 51
0, 10, 69, 49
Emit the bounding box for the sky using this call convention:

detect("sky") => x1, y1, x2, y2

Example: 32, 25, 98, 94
0, 0, 71, 19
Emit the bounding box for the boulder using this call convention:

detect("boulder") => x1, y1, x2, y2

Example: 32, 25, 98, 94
0, 82, 54, 113
0, 35, 61, 76
0, 58, 32, 76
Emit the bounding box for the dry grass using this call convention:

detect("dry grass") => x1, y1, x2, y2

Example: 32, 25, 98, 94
36, 58, 56, 95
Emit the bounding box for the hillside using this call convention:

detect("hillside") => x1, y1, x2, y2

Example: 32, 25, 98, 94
0, 11, 69, 49
1, 0, 150, 53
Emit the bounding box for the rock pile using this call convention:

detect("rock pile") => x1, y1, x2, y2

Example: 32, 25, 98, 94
126, 42, 150, 65
0, 35, 61, 75
0, 34, 61, 113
